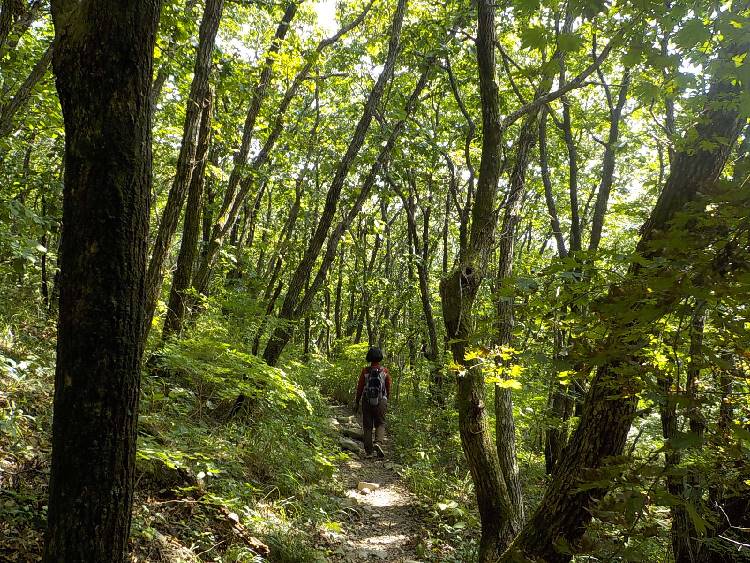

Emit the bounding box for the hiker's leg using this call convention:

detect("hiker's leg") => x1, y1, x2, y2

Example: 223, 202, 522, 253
362, 403, 374, 454
374, 398, 387, 443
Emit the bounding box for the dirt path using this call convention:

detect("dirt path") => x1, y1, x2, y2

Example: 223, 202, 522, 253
321, 405, 425, 562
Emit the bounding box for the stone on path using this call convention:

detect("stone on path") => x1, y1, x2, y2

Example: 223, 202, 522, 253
340, 437, 363, 453
342, 427, 364, 441
357, 481, 380, 491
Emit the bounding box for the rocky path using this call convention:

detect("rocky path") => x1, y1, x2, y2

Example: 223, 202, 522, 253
321, 405, 425, 562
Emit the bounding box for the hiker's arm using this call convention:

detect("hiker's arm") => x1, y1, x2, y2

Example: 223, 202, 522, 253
355, 369, 366, 405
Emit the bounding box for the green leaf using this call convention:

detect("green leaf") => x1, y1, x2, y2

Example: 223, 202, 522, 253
621, 44, 642, 66
497, 379, 522, 390
674, 19, 711, 49
513, 0, 540, 16
558, 33, 585, 53
684, 502, 710, 536
520, 26, 548, 51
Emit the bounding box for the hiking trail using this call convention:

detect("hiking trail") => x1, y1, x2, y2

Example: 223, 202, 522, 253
318, 405, 426, 562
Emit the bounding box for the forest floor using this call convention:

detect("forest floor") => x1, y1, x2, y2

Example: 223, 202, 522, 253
321, 405, 426, 563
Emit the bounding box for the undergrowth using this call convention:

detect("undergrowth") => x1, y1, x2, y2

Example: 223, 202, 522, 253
0, 295, 677, 562
0, 301, 355, 562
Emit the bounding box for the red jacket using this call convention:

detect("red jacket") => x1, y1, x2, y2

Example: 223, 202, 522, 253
356, 363, 392, 404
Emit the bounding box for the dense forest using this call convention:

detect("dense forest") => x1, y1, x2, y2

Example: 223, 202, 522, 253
0, 0, 749, 561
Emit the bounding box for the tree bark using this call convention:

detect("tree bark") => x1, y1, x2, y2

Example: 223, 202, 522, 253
143, 0, 223, 340
539, 107, 568, 258
43, 1, 161, 560
335, 245, 344, 340
588, 69, 631, 252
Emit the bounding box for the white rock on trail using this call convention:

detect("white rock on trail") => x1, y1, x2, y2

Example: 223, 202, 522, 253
357, 481, 380, 491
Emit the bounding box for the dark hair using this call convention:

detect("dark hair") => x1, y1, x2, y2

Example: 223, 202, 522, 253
365, 346, 383, 363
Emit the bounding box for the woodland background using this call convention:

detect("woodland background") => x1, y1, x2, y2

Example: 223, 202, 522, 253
0, 0, 749, 561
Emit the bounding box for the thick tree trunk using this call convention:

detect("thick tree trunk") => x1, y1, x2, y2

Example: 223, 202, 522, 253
43, 1, 160, 561
162, 90, 213, 339
502, 25, 748, 560
143, 0, 223, 340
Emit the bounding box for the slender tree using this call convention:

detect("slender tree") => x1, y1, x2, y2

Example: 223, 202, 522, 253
143, 0, 224, 339
262, 0, 409, 365
438, 1, 519, 557
162, 88, 214, 338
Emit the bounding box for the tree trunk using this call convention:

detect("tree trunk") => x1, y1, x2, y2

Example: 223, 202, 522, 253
143, 0, 223, 340
190, 1, 299, 296
251, 279, 283, 356
43, 1, 160, 560
438, 0, 518, 558
494, 112, 541, 530
392, 176, 441, 397
191, 0, 374, 296
335, 245, 344, 340
558, 56, 581, 253
0, 40, 53, 139
587, 69, 630, 252
539, 108, 568, 258
346, 226, 361, 337
162, 89, 213, 339
39, 193, 49, 309
502, 24, 748, 560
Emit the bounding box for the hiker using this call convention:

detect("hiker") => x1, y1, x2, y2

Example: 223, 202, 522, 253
354, 346, 392, 457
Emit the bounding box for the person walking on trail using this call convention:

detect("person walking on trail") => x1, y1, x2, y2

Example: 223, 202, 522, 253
354, 347, 392, 458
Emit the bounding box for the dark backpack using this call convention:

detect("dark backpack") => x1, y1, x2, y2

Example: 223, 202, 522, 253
365, 366, 386, 406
